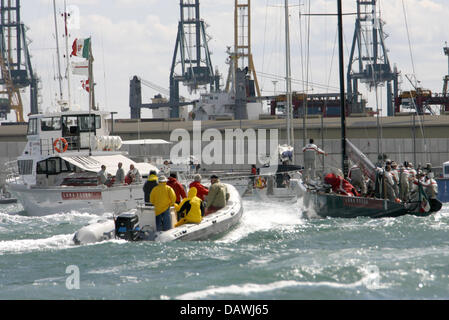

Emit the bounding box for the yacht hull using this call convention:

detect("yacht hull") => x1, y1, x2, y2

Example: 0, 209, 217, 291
8, 183, 144, 216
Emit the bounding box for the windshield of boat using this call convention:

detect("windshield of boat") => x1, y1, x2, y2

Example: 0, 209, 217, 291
41, 117, 62, 131
62, 115, 101, 135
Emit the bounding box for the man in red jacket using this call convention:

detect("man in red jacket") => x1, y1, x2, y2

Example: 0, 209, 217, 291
167, 173, 187, 204
189, 174, 209, 201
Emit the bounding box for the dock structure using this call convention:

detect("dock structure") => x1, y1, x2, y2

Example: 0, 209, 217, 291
1, 115, 449, 174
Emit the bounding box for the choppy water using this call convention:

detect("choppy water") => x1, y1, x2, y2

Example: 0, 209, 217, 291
1, 199, 449, 300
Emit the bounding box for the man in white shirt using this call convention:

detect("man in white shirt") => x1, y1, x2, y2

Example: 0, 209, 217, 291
97, 165, 108, 185
302, 138, 327, 181
348, 164, 366, 195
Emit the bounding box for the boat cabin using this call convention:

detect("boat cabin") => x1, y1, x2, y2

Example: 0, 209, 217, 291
26, 111, 110, 153
14, 111, 125, 187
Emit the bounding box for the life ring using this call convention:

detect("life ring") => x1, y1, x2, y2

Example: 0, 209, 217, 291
54, 137, 68, 153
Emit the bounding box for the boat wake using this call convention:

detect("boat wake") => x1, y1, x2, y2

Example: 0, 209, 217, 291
0, 234, 74, 255
0, 210, 115, 255
176, 265, 385, 299
218, 198, 306, 243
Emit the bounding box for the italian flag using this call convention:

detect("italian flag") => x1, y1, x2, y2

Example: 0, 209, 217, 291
71, 38, 91, 59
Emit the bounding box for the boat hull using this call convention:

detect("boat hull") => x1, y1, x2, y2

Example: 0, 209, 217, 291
73, 184, 243, 244
303, 192, 419, 219
8, 183, 144, 216
0, 198, 17, 204
436, 178, 449, 203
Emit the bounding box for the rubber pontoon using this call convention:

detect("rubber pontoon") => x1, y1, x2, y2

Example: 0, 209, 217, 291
73, 183, 243, 244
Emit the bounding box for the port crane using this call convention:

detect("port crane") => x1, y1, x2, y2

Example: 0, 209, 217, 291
0, 0, 38, 122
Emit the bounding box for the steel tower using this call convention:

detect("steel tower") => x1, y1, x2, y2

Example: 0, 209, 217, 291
169, 0, 219, 118
347, 0, 399, 116
0, 0, 38, 121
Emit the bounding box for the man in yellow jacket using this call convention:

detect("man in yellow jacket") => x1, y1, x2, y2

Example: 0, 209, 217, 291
150, 175, 176, 231
174, 187, 204, 228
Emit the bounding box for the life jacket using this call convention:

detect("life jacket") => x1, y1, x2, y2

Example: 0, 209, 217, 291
174, 187, 203, 227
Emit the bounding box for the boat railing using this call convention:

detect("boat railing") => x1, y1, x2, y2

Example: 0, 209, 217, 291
39, 136, 87, 156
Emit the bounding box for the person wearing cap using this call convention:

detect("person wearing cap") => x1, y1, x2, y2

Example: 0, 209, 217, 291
150, 175, 176, 231
205, 175, 229, 215
189, 174, 209, 201
143, 170, 158, 205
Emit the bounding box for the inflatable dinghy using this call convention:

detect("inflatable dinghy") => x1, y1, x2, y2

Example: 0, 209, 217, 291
73, 183, 243, 244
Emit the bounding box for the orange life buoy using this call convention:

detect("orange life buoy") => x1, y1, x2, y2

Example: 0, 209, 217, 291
54, 137, 68, 153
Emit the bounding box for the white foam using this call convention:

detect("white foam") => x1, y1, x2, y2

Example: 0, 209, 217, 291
218, 198, 306, 243
176, 279, 365, 300
0, 234, 74, 255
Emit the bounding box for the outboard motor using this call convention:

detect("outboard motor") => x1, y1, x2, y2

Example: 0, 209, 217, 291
115, 213, 141, 241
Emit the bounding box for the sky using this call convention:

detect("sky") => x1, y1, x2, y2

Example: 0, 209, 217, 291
7, 0, 449, 121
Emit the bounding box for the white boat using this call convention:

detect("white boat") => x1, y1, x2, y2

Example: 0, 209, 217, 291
7, 110, 159, 216
72, 183, 243, 244
233, 166, 305, 202
189, 91, 263, 121
0, 189, 17, 204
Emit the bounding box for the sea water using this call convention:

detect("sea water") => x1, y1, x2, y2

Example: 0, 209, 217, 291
0, 199, 448, 300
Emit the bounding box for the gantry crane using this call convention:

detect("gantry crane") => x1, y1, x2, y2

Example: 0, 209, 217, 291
0, 0, 38, 122
225, 0, 260, 97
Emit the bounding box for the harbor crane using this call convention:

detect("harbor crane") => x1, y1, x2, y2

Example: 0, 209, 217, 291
130, 0, 219, 119
346, 0, 399, 116
0, 0, 38, 122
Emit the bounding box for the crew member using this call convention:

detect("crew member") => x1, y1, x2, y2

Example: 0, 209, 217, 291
398, 162, 410, 202
126, 164, 141, 184
97, 165, 108, 185
205, 175, 229, 215
174, 187, 204, 228
384, 165, 397, 201
150, 175, 176, 231
143, 171, 158, 205
167, 173, 187, 204
114, 162, 125, 185
302, 138, 327, 182
348, 164, 367, 196
324, 173, 359, 197
391, 161, 400, 197
188, 174, 209, 201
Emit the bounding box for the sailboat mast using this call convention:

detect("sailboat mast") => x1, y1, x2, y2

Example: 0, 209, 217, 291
337, 0, 348, 178
63, 0, 72, 109
53, 0, 63, 102
284, 0, 293, 151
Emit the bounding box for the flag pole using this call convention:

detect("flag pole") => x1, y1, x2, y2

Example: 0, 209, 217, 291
63, 0, 72, 109
88, 38, 94, 155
